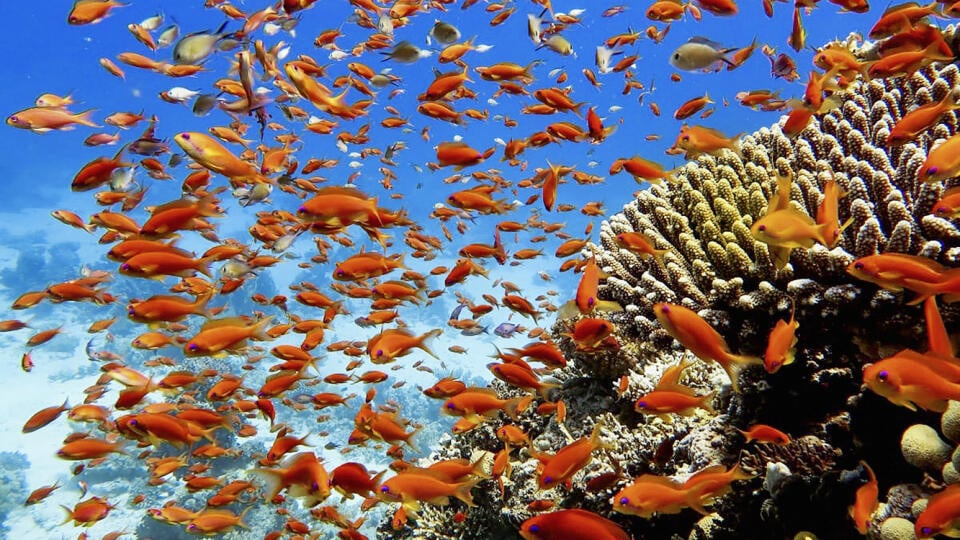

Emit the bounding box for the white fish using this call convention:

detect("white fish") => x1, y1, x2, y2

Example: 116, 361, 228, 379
140, 13, 164, 31
378, 14, 394, 36
608, 105, 623, 112
596, 46, 617, 73
542, 35, 574, 56
329, 50, 349, 61
166, 87, 201, 101
263, 22, 282, 36
669, 37, 736, 71
173, 22, 230, 65
475, 44, 494, 53
493, 137, 507, 146
157, 25, 179, 49
568, 8, 587, 16
527, 14, 542, 44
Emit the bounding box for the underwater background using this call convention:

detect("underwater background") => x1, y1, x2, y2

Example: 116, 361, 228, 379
2, 1, 959, 539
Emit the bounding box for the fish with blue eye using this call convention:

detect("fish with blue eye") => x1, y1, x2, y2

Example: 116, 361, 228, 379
461, 325, 489, 337
494, 322, 521, 338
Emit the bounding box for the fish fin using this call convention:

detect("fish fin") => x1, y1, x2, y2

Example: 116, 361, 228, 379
453, 477, 481, 507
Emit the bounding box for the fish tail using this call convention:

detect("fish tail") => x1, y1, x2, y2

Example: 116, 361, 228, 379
75, 108, 101, 128
249, 315, 275, 341
417, 328, 443, 359
504, 395, 533, 421
249, 468, 285, 501
722, 353, 761, 392
453, 477, 481, 507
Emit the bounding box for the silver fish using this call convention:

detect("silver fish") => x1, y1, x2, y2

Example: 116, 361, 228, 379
669, 37, 736, 72
157, 24, 179, 49
429, 20, 461, 45
192, 94, 219, 117
381, 41, 426, 63
173, 21, 230, 65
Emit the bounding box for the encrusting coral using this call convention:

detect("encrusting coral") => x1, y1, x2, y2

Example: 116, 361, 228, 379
390, 44, 960, 540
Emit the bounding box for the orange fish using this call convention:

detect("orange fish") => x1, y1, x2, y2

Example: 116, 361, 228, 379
609, 156, 675, 184
519, 508, 630, 540
22, 398, 69, 433
738, 423, 791, 445
378, 471, 480, 513
367, 328, 441, 364
863, 349, 960, 411
888, 92, 960, 145
654, 303, 760, 391
672, 124, 739, 158
443, 387, 530, 423
915, 483, 960, 538
614, 231, 668, 263
61, 496, 114, 526
764, 301, 799, 374
435, 141, 495, 170
7, 106, 99, 133
174, 132, 268, 185
530, 421, 609, 489
184, 316, 274, 357
634, 387, 716, 419
57, 438, 127, 460
849, 461, 878, 534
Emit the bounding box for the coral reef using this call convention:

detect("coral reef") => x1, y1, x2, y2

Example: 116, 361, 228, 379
395, 52, 960, 539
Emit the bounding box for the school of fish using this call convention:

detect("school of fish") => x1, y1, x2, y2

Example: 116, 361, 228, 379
8, 0, 960, 538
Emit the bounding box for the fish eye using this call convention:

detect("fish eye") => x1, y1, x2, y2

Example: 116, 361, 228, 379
921, 527, 933, 535
673, 53, 681, 60
380, 485, 390, 493
446, 402, 455, 409
926, 166, 938, 175
530, 525, 540, 533
853, 262, 864, 270
543, 476, 553, 484
311, 481, 319, 490
181, 133, 191, 140
877, 370, 888, 382
637, 401, 647, 408
619, 496, 629, 505
376, 349, 384, 357
188, 343, 199, 351
757, 225, 766, 232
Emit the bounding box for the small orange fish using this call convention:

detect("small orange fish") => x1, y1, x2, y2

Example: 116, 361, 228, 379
864, 350, 960, 411
849, 461, 878, 534
738, 424, 791, 445
520, 508, 630, 540
22, 398, 69, 433
915, 483, 960, 538
671, 124, 739, 158
764, 301, 799, 374
888, 92, 960, 146
654, 303, 760, 391
7, 106, 98, 133
62, 496, 114, 526
530, 421, 609, 489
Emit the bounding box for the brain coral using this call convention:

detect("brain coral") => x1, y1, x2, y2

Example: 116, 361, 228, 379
393, 53, 960, 540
